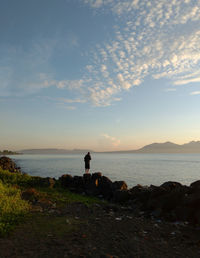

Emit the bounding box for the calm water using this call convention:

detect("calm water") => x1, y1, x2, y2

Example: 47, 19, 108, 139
8, 153, 200, 188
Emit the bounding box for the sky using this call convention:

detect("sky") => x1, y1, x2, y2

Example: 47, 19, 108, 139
1, 0, 200, 151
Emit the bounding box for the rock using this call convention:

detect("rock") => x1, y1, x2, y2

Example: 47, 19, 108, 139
83, 173, 91, 183
160, 181, 182, 191
98, 176, 113, 199
73, 176, 84, 191
190, 180, 200, 193
59, 174, 73, 187
91, 172, 102, 181
113, 190, 131, 203
112, 181, 127, 191
149, 185, 167, 198
84, 178, 100, 196
161, 191, 186, 213
0, 156, 21, 173
184, 193, 200, 209
21, 188, 39, 202
29, 176, 56, 188
43, 177, 56, 188
190, 180, 200, 189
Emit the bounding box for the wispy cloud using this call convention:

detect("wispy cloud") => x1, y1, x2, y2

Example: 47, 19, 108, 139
102, 133, 120, 147
190, 91, 200, 96
174, 76, 200, 85
164, 88, 177, 92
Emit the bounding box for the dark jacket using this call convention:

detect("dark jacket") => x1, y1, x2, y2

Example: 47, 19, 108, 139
84, 153, 91, 169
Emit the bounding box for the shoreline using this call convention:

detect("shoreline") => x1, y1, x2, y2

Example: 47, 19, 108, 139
1, 156, 200, 257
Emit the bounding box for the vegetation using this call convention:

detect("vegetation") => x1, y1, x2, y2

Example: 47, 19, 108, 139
0, 150, 20, 155
0, 167, 102, 236
0, 179, 30, 236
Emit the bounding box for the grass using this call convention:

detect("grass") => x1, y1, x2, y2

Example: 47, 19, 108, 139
0, 167, 104, 236
35, 186, 103, 207
0, 168, 51, 187
0, 180, 30, 236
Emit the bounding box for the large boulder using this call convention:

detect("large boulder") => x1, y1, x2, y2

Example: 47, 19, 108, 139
160, 181, 182, 191
112, 181, 127, 191
113, 190, 131, 203
0, 156, 21, 173
190, 180, 200, 189
59, 174, 73, 187
190, 180, 200, 194
98, 176, 113, 199
91, 172, 102, 181
72, 176, 84, 190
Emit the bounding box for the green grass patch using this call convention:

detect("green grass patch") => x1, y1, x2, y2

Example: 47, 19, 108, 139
35, 186, 103, 207
0, 168, 34, 187
0, 180, 30, 236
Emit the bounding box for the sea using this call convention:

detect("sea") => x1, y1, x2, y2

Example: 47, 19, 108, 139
8, 153, 200, 188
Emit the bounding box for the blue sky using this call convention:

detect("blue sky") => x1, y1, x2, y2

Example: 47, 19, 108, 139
1, 0, 200, 151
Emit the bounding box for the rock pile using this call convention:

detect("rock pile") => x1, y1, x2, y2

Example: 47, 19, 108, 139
59, 172, 127, 200
59, 173, 200, 224
0, 156, 21, 173
121, 181, 200, 224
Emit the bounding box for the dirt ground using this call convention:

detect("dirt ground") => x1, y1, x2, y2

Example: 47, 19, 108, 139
0, 202, 200, 258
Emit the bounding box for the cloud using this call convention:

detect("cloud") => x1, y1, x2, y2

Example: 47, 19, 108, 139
58, 98, 86, 104
164, 88, 177, 92
2, 0, 200, 107
78, 1, 200, 105
190, 91, 200, 95
102, 133, 120, 147
174, 76, 200, 85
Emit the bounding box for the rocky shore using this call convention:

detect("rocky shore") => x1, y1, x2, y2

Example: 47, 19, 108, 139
1, 156, 200, 257
1, 156, 200, 225
59, 172, 200, 225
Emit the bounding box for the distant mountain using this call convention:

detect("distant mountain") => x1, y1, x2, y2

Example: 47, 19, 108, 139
20, 149, 93, 154
20, 141, 200, 154
102, 141, 200, 153
135, 141, 182, 153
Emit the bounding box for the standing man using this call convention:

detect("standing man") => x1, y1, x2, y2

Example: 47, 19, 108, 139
84, 152, 91, 174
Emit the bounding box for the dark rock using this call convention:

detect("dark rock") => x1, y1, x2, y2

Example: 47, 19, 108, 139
149, 185, 167, 198
113, 190, 131, 203
112, 181, 127, 191
73, 176, 84, 190
190, 180, 200, 189
0, 156, 21, 173
91, 172, 102, 181
184, 193, 200, 209
84, 179, 100, 196
43, 177, 56, 188
160, 181, 182, 191
83, 173, 91, 183
98, 176, 113, 199
28, 176, 56, 188
190, 180, 200, 194
59, 174, 73, 187
161, 191, 186, 212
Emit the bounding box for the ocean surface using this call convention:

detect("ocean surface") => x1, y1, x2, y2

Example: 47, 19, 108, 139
8, 153, 200, 188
